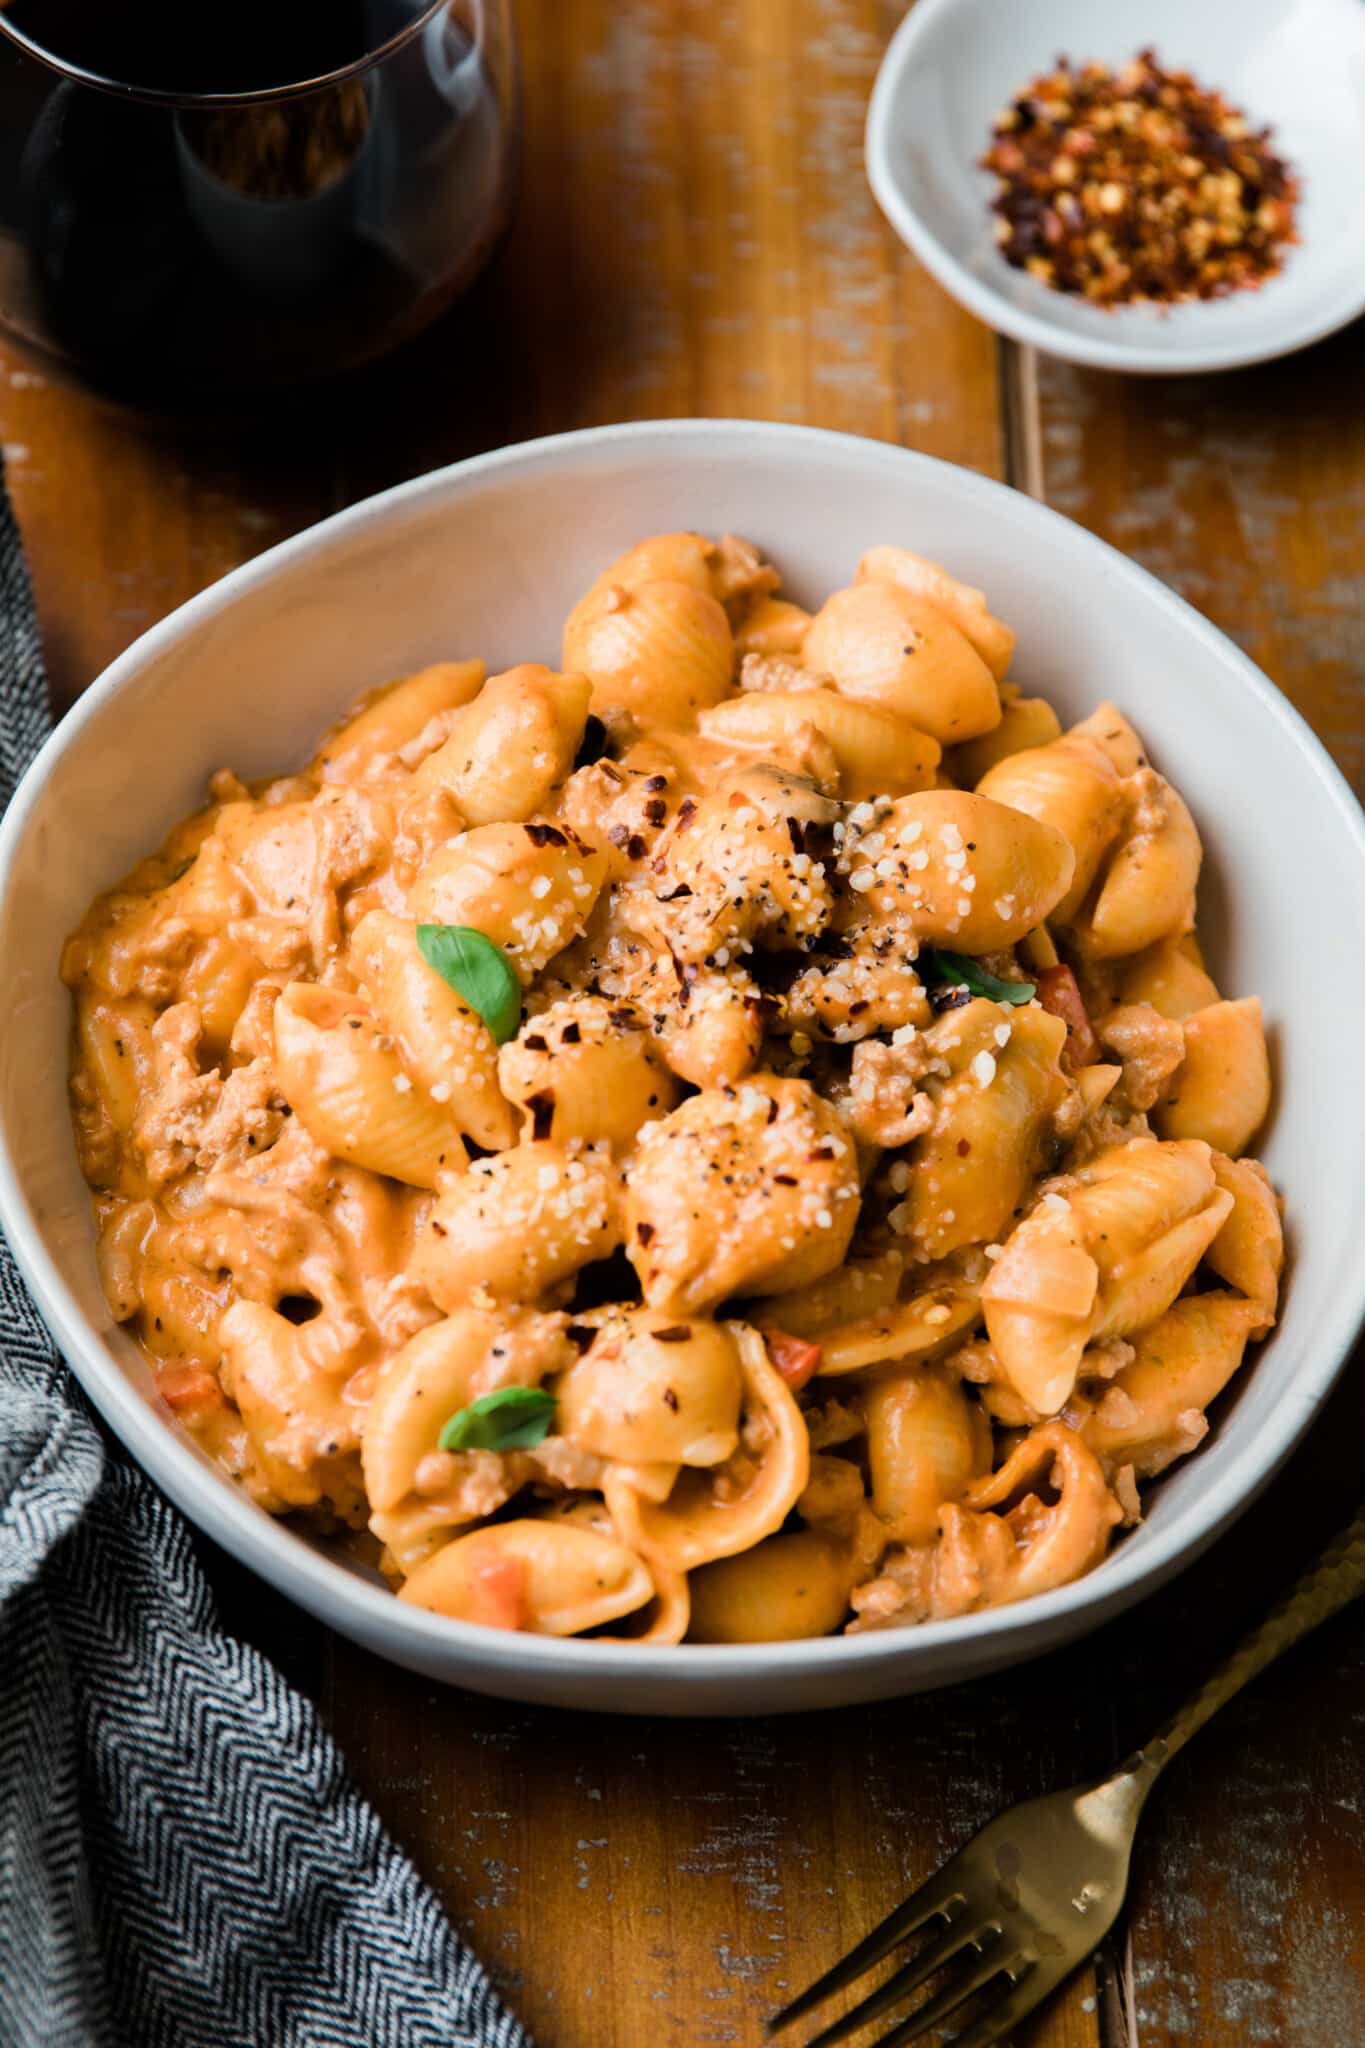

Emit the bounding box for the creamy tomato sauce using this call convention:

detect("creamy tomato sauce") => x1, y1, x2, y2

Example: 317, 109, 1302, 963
63, 533, 1281, 1642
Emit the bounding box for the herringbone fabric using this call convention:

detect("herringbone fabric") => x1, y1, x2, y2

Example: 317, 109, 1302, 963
0, 472, 533, 2048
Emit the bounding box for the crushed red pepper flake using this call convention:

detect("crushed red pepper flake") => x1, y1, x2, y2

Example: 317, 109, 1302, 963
981, 48, 1298, 308
526, 1089, 556, 1140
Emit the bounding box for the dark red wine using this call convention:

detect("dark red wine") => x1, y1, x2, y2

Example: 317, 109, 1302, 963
0, 0, 517, 399
0, 0, 398, 98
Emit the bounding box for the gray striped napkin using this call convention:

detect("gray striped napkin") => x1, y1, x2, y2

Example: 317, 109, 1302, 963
0, 470, 533, 2048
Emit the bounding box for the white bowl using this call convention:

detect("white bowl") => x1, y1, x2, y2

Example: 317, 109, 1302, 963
3, 420, 1363, 1714
866, 0, 1365, 375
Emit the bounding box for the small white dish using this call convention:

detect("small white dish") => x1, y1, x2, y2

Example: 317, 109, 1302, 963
866, 0, 1365, 374
3, 420, 1364, 1714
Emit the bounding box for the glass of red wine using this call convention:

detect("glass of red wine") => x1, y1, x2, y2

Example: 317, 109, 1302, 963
0, 0, 519, 402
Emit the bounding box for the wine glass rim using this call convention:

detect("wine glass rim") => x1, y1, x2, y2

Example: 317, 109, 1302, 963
0, 0, 451, 107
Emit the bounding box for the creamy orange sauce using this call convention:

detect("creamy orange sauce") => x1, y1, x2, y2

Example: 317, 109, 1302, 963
64, 533, 1282, 1641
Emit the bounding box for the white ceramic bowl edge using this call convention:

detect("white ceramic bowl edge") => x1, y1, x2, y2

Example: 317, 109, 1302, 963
866, 0, 1365, 375
3, 419, 1363, 1713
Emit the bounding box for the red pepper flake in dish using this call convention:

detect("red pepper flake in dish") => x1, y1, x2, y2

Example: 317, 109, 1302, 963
468, 1553, 529, 1632
761, 1327, 823, 1392
156, 1359, 225, 1417
981, 48, 1299, 307
1035, 963, 1101, 1068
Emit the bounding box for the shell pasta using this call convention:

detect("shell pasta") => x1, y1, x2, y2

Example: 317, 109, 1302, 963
62, 532, 1282, 1644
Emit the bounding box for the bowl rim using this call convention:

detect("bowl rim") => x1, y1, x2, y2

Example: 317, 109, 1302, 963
3, 414, 1364, 1690
864, 0, 1365, 376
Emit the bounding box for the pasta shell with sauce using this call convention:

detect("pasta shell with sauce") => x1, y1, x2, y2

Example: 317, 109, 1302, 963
753, 1251, 904, 1338
854, 545, 1016, 680
75, 992, 158, 1139
411, 664, 590, 824
1085, 1142, 1235, 1341
939, 1421, 1122, 1610
563, 578, 735, 728
600, 1572, 692, 1644
137, 1265, 226, 1363
802, 580, 1002, 744
981, 1137, 1233, 1417
755, 1255, 981, 1376
976, 737, 1126, 925
497, 994, 680, 1149
534, 1495, 692, 1645
408, 820, 607, 984
1116, 933, 1220, 1019
603, 1324, 809, 1573
631, 770, 838, 966
350, 908, 516, 1153
361, 1305, 566, 1516
889, 999, 1070, 1261
1077, 1291, 1264, 1479
687, 1528, 859, 1643
687, 1449, 879, 1638
575, 529, 779, 619
733, 594, 812, 659
649, 964, 767, 1092
415, 1139, 623, 1309
1067, 701, 1147, 777
555, 1309, 744, 1467
582, 530, 718, 596
790, 1294, 982, 1378
273, 982, 466, 1189
179, 934, 264, 1057
857, 789, 1074, 953
624, 1075, 862, 1314
1154, 997, 1271, 1159
945, 686, 1063, 788
862, 1362, 992, 1547
605, 950, 766, 1092
1071, 771, 1202, 959
205, 798, 319, 915
699, 689, 940, 800
314, 659, 486, 783
398, 1520, 655, 1635
1205, 1151, 1283, 1333
218, 1299, 365, 1519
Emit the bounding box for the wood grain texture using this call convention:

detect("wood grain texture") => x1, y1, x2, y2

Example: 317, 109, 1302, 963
0, 372, 339, 714
1021, 329, 1365, 794
324, 1642, 1109, 2048
1096, 1354, 1365, 2048
1021, 319, 1365, 2048
334, 0, 1005, 497
1, 0, 1362, 2042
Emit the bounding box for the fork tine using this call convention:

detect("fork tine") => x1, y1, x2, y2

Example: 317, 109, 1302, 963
767, 1875, 967, 2035
797, 1920, 999, 2048
941, 1973, 1049, 2048
874, 1954, 1030, 2048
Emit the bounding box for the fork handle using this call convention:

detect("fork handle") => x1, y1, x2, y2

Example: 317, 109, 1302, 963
1127, 1504, 1365, 1783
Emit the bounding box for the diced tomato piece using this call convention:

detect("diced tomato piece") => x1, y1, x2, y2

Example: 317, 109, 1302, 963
470, 1554, 529, 1633
1035, 964, 1101, 1067
761, 1327, 823, 1392
157, 1360, 225, 1416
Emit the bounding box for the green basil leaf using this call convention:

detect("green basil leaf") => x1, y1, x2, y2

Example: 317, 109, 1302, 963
439, 1386, 557, 1454
924, 949, 1036, 1006
416, 923, 521, 1044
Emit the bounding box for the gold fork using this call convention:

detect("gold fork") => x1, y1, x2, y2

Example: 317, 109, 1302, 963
770, 1505, 1365, 2048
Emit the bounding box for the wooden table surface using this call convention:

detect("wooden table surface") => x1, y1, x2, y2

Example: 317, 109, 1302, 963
4, 4, 1363, 2044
